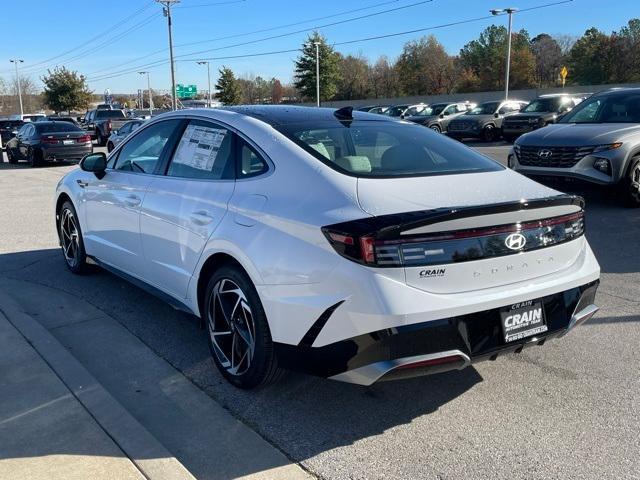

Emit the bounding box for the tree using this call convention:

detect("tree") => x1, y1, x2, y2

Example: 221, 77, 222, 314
294, 31, 341, 102
396, 35, 457, 95
615, 19, 640, 82
271, 78, 283, 104
336, 54, 370, 100
370, 56, 400, 98
215, 66, 242, 105
567, 27, 615, 85
530, 34, 563, 87
41, 67, 92, 113
459, 25, 535, 92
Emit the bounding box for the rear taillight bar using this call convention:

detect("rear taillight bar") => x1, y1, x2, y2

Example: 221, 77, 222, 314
42, 136, 58, 144
322, 198, 585, 268
77, 135, 91, 143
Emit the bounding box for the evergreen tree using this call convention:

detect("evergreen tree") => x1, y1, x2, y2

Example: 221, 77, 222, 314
214, 66, 242, 105
294, 31, 341, 103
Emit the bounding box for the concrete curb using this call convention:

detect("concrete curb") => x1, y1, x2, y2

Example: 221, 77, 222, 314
0, 290, 196, 480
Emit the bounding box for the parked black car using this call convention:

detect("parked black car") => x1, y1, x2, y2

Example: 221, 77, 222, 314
42, 116, 81, 126
502, 93, 589, 142
405, 102, 474, 133
357, 105, 390, 115
447, 100, 528, 142
5, 121, 92, 167
0, 120, 23, 149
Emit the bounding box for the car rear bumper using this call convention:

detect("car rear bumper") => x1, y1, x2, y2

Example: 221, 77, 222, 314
42, 144, 92, 160
274, 280, 599, 385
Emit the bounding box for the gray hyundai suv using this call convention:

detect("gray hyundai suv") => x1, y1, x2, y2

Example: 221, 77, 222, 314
508, 88, 640, 206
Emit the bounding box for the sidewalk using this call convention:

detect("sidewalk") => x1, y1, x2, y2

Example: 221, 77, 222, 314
0, 310, 146, 479
0, 278, 311, 480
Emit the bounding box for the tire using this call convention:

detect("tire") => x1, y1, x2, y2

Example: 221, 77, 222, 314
204, 264, 285, 389
107, 141, 114, 153
28, 147, 43, 168
96, 130, 105, 146
622, 156, 640, 207
429, 124, 441, 133
59, 201, 90, 274
481, 125, 497, 142
7, 148, 17, 164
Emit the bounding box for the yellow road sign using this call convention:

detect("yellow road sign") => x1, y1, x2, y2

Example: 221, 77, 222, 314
560, 66, 568, 79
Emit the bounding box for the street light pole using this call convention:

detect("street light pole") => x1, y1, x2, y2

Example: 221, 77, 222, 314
491, 7, 517, 101
138, 71, 153, 116
314, 41, 320, 107
157, 0, 180, 110
9, 59, 24, 116
197, 61, 212, 107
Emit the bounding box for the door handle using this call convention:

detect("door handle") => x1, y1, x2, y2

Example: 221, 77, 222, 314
189, 211, 214, 225
124, 194, 141, 207
76, 179, 89, 188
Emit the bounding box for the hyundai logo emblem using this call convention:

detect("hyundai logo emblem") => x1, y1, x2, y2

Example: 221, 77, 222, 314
538, 149, 552, 159
505, 233, 527, 250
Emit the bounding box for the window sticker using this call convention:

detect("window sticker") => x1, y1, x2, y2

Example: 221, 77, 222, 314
172, 124, 227, 171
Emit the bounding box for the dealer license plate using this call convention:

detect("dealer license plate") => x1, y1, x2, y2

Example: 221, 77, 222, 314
500, 300, 548, 343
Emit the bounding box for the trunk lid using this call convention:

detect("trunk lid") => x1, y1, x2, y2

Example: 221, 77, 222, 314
353, 170, 585, 294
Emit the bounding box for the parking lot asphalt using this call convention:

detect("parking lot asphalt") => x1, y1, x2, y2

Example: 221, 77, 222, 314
1, 142, 639, 480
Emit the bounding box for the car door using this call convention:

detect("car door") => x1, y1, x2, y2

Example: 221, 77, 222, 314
440, 104, 460, 129
138, 118, 236, 298
80, 119, 183, 278
8, 124, 29, 159
18, 124, 36, 158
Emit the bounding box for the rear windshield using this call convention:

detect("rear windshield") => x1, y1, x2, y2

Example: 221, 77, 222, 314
96, 110, 125, 119
559, 93, 640, 123
523, 97, 574, 113
36, 122, 82, 133
277, 121, 503, 178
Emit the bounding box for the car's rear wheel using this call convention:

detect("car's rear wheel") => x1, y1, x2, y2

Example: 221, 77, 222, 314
6, 148, 17, 164
622, 157, 640, 207
481, 125, 497, 142
59, 201, 90, 274
28, 147, 43, 167
204, 265, 284, 389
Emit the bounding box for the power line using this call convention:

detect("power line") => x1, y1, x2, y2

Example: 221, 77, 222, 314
4, 1, 155, 75
174, 0, 246, 8
85, 0, 402, 77
87, 0, 575, 84
87, 0, 432, 81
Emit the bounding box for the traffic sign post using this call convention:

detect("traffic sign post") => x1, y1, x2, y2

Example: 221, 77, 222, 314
560, 66, 568, 88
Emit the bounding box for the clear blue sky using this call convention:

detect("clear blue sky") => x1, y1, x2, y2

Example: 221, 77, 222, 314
0, 0, 636, 95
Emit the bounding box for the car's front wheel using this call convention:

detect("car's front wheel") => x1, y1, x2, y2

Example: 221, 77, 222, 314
429, 124, 441, 133
622, 156, 640, 207
28, 147, 43, 167
204, 265, 284, 389
59, 201, 90, 274
481, 125, 497, 142
6, 148, 17, 164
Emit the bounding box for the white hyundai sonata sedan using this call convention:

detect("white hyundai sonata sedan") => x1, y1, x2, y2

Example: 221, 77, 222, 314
55, 106, 600, 389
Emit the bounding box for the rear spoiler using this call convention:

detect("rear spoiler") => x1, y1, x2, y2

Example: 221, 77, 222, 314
326, 194, 584, 240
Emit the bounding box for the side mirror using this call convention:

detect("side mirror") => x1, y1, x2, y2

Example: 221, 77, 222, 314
80, 152, 107, 178
439, 113, 445, 119
494, 113, 500, 118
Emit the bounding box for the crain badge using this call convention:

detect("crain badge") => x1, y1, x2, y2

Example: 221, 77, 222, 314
419, 268, 446, 278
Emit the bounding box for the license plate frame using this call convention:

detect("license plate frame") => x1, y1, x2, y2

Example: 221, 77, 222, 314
500, 300, 548, 343
63, 139, 74, 145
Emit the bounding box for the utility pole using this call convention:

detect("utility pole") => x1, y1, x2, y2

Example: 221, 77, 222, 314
197, 61, 212, 107
314, 41, 320, 107
138, 71, 153, 116
9, 59, 24, 116
491, 7, 517, 101
157, 0, 180, 110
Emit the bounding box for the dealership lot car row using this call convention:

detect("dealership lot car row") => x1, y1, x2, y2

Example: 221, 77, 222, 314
55, 105, 601, 389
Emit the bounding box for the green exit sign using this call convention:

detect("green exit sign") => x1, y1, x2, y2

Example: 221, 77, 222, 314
176, 84, 197, 99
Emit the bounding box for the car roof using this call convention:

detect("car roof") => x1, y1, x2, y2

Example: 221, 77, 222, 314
222, 105, 391, 126
593, 87, 640, 96
537, 93, 589, 98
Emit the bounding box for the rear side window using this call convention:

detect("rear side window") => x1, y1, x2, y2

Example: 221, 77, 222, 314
278, 121, 502, 177
167, 120, 235, 180
114, 120, 180, 174
238, 141, 268, 178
